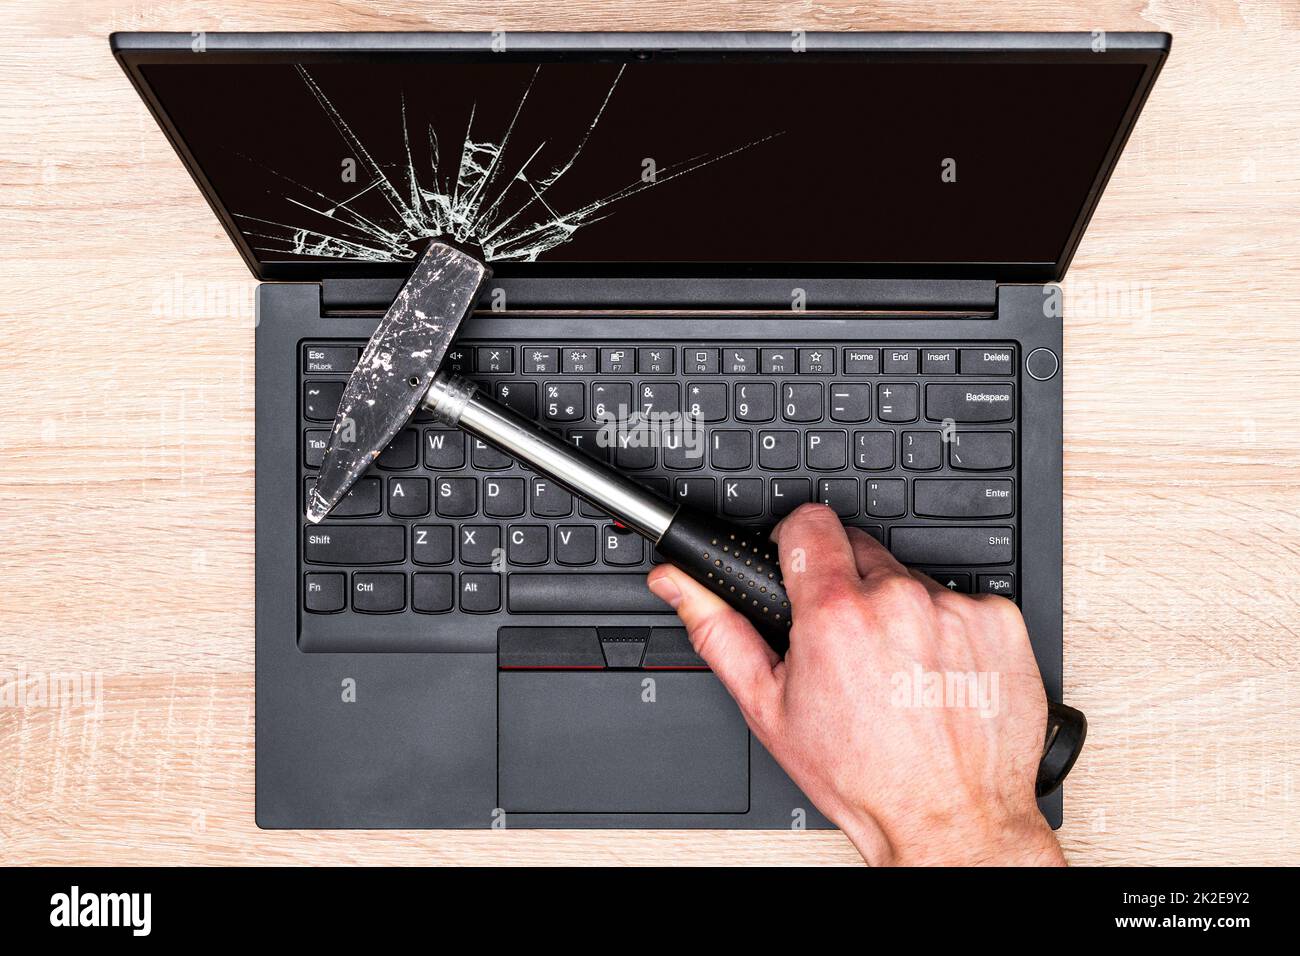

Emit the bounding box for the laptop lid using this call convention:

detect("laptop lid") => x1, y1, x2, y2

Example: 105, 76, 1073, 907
113, 32, 1168, 286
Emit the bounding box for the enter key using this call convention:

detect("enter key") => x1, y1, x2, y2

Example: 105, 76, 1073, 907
913, 478, 1014, 518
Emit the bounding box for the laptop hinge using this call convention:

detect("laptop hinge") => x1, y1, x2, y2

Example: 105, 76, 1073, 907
320, 276, 998, 314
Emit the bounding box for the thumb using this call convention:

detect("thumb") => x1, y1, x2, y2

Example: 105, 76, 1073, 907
647, 564, 782, 722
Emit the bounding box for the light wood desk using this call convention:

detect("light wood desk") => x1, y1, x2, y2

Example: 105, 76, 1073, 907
2, 2, 1297, 865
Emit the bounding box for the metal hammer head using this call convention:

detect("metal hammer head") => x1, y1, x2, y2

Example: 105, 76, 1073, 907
305, 241, 490, 523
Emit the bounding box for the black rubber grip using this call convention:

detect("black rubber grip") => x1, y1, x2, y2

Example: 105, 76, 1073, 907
1037, 702, 1087, 798
654, 507, 793, 653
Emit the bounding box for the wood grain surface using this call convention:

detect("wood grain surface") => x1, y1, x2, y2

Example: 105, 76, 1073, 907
1, 1, 1298, 866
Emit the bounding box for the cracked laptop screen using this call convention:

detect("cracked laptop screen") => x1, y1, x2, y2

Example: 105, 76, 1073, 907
138, 58, 1146, 270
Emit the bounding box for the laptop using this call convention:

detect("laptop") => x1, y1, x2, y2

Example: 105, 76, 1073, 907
113, 31, 1168, 830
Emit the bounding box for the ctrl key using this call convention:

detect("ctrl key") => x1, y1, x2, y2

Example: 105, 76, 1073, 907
303, 573, 345, 613
352, 572, 405, 613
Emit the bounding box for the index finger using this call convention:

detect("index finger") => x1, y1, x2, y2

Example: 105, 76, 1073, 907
771, 503, 861, 610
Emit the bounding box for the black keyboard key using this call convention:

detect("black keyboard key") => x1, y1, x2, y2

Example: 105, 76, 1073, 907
496, 381, 537, 418
637, 347, 674, 374
476, 346, 513, 373
734, 382, 775, 422
460, 573, 501, 613
901, 431, 943, 471
725, 348, 758, 374
304, 346, 359, 374
926, 383, 1014, 423
771, 477, 811, 516
949, 431, 1015, 470
376, 429, 418, 470
890, 526, 1014, 565
460, 525, 501, 565
818, 478, 859, 517
853, 431, 895, 470
685, 383, 727, 422
638, 382, 679, 417
508, 574, 669, 613
829, 384, 871, 422
303, 572, 345, 613
412, 525, 454, 565
561, 347, 596, 374
798, 348, 835, 374
387, 477, 430, 517
806, 431, 848, 471
498, 627, 604, 668
613, 430, 656, 470
592, 382, 632, 422
960, 348, 1015, 375
710, 431, 752, 471
472, 438, 513, 470
782, 383, 823, 422
977, 572, 1016, 598
913, 479, 1015, 518
507, 525, 549, 565
602, 524, 644, 566
674, 477, 717, 510
444, 348, 473, 373
758, 430, 799, 470
866, 478, 907, 518
555, 525, 597, 565
413, 572, 455, 612
435, 478, 477, 517
424, 429, 466, 470
484, 477, 526, 517
568, 429, 610, 463
303, 381, 344, 421
761, 348, 795, 374
930, 571, 972, 593
303, 429, 329, 468
722, 477, 763, 518
523, 347, 559, 373
843, 348, 880, 374
643, 627, 707, 669
921, 348, 957, 374
600, 347, 634, 374
543, 382, 584, 422
663, 431, 704, 471
304, 525, 404, 565
684, 348, 720, 374
877, 383, 919, 423
352, 572, 405, 613
304, 477, 380, 517
531, 478, 572, 517
883, 348, 918, 374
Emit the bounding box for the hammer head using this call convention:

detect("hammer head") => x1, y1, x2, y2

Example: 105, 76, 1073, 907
305, 240, 490, 523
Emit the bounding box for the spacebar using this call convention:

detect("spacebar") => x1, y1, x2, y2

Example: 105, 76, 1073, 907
508, 574, 672, 614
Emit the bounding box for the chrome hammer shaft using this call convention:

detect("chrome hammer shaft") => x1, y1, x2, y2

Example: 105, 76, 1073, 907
422, 371, 676, 539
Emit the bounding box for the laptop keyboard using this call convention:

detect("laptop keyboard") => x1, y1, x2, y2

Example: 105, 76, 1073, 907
300, 340, 1019, 643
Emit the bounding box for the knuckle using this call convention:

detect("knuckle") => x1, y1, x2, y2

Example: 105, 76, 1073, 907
871, 572, 931, 609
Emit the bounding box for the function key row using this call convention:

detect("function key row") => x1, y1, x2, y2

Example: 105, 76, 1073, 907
304, 345, 1017, 377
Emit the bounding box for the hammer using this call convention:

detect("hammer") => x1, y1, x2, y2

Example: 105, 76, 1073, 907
306, 240, 1086, 798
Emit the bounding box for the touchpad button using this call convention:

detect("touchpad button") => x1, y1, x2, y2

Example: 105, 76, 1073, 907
498, 671, 749, 814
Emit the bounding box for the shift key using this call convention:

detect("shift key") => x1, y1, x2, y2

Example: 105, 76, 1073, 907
304, 525, 404, 564
890, 526, 1014, 565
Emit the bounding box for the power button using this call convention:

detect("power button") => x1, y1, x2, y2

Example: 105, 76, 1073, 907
1026, 347, 1059, 381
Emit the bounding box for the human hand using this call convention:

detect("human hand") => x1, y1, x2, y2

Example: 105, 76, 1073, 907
647, 503, 1065, 866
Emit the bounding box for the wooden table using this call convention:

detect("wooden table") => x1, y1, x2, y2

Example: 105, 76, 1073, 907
2, 2, 1297, 865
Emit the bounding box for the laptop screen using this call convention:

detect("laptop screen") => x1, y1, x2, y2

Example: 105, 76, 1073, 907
127, 48, 1161, 279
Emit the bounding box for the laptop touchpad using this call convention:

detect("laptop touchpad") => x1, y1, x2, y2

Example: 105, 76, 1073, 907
498, 671, 749, 814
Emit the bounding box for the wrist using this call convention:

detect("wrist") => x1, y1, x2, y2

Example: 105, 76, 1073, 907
841, 805, 1066, 867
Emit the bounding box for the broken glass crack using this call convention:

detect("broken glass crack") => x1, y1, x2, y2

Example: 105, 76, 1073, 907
235, 65, 783, 263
